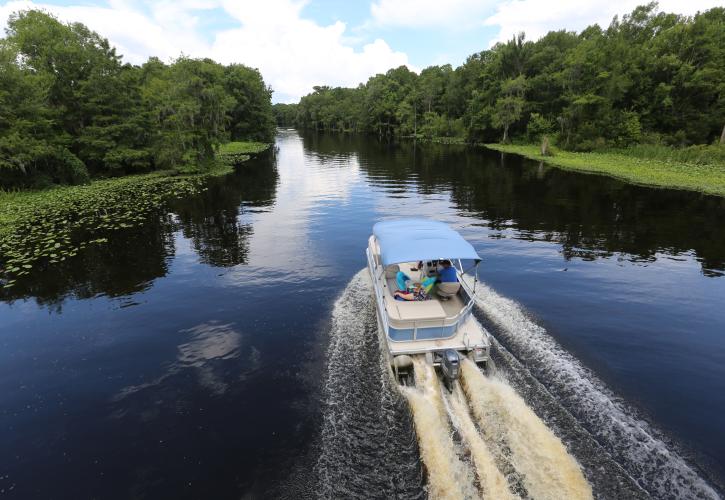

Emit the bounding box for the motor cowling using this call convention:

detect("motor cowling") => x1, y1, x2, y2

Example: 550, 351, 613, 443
393, 354, 414, 369
440, 349, 460, 384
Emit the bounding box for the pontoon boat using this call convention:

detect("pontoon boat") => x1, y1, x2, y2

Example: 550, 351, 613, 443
366, 219, 491, 387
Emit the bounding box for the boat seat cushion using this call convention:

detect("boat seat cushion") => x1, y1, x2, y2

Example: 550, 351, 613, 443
386, 277, 400, 294
384, 264, 400, 279
395, 271, 410, 291
390, 300, 446, 321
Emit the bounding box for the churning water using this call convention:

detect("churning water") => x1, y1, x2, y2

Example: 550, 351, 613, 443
313, 269, 723, 498
443, 381, 514, 499
403, 356, 480, 499
463, 276, 721, 499
459, 358, 592, 500
314, 270, 423, 498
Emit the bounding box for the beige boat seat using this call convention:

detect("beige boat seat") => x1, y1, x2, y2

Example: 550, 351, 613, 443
384, 264, 404, 292
385, 296, 402, 320
385, 296, 446, 322
385, 264, 400, 279
436, 282, 461, 300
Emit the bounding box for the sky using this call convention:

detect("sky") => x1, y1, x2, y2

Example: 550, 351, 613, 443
1, 0, 723, 103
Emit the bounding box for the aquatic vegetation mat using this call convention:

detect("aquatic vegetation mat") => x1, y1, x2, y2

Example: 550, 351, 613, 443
0, 175, 206, 288
485, 143, 725, 197
0, 143, 270, 289
218, 141, 269, 166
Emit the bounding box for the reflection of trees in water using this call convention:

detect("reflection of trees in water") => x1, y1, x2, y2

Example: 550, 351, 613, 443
312, 131, 725, 274
0, 215, 176, 309
185, 212, 252, 268
1, 152, 279, 306
171, 155, 279, 267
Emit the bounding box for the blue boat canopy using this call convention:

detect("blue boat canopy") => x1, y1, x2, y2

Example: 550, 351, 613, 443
373, 219, 481, 267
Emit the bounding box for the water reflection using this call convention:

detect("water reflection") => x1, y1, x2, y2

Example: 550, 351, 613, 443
224, 130, 363, 282
171, 156, 279, 267
114, 321, 244, 405
302, 132, 725, 276
1, 130, 724, 498
8, 131, 721, 311
0, 216, 175, 309
0, 152, 279, 306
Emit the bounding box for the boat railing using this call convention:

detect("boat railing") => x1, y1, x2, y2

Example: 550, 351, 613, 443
385, 296, 473, 324
386, 305, 474, 342
367, 246, 391, 333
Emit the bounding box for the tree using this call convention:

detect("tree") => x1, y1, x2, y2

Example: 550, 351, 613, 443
0, 9, 276, 188
224, 64, 275, 142
247, 4, 725, 150
142, 57, 234, 171
272, 103, 299, 127
5, 10, 150, 175
493, 76, 527, 142
0, 41, 76, 186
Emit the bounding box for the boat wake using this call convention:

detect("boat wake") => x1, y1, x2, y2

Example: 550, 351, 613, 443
459, 357, 592, 499
400, 357, 479, 499
441, 377, 514, 499
462, 275, 720, 500
314, 270, 423, 498
314, 271, 719, 499
402, 354, 592, 500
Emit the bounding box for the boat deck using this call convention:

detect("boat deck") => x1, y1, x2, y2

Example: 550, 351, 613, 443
382, 262, 467, 321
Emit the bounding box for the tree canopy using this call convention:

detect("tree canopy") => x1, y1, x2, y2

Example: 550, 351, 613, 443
0, 10, 275, 188
277, 3, 724, 150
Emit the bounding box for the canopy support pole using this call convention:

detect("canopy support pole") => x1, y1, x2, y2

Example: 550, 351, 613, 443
460, 261, 480, 294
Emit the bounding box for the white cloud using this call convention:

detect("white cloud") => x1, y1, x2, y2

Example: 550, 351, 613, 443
370, 0, 496, 28
0, 0, 212, 63
212, 0, 411, 102
367, 0, 723, 48
0, 0, 412, 102
484, 0, 723, 46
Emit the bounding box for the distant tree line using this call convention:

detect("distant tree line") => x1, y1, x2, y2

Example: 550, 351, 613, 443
0, 10, 275, 188
275, 4, 724, 150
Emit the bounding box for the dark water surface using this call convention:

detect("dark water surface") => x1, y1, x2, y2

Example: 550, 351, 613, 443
1, 129, 724, 498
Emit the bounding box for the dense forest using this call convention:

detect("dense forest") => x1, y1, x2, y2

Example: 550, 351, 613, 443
276, 4, 724, 151
0, 10, 275, 189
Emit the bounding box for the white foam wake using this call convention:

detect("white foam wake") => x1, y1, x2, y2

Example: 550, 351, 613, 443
462, 276, 719, 499
443, 382, 517, 499
460, 358, 592, 500
315, 270, 422, 498
402, 356, 479, 499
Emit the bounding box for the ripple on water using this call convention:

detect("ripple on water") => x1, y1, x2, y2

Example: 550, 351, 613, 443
463, 275, 721, 499
314, 270, 424, 498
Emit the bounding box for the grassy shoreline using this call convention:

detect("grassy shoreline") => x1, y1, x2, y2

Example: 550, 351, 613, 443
484, 143, 725, 197
0, 142, 270, 288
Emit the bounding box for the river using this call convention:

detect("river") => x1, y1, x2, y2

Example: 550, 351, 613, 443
1, 129, 724, 498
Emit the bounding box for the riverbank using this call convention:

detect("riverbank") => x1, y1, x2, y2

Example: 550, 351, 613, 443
485, 143, 725, 197
0, 142, 270, 288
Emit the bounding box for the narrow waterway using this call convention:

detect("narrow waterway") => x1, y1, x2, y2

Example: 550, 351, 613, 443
1, 129, 724, 498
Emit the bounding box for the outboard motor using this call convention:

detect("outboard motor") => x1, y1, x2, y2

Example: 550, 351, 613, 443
440, 349, 460, 392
